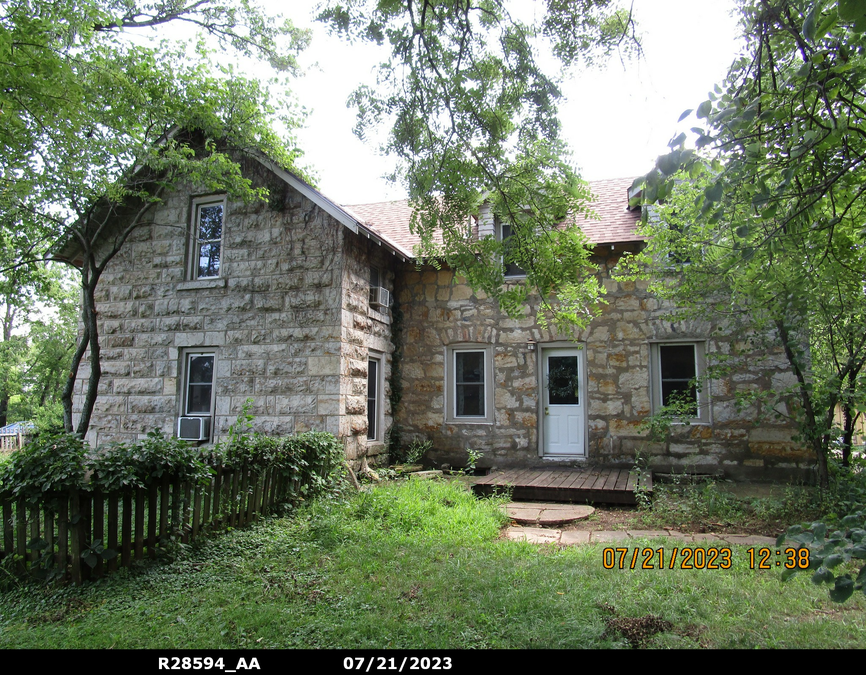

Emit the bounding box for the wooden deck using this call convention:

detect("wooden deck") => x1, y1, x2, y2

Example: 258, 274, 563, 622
471, 468, 652, 505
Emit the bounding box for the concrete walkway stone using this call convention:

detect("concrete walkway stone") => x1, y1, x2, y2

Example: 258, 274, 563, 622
503, 526, 785, 548
503, 502, 595, 527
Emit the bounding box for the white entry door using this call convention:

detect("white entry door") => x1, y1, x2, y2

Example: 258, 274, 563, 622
541, 347, 586, 457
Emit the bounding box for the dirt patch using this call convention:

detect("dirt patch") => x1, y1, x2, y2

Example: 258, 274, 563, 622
597, 602, 707, 648
604, 615, 674, 648
560, 506, 641, 531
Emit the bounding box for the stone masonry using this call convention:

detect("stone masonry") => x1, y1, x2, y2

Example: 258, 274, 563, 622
395, 245, 813, 481
75, 157, 393, 465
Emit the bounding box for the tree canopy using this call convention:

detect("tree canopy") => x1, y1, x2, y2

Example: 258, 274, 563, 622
319, 0, 640, 332
630, 0, 866, 489
1, 0, 312, 433
2, 0, 642, 435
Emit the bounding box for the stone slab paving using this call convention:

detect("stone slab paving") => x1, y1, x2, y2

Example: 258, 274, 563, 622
504, 526, 779, 547
503, 502, 595, 527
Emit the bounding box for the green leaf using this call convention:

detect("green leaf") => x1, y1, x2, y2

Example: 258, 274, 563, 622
678, 109, 693, 122
695, 134, 714, 149
657, 152, 680, 177
838, 0, 866, 22
803, 3, 819, 42
812, 567, 835, 584
824, 553, 845, 568
781, 567, 799, 581
761, 204, 778, 219
705, 182, 723, 203
829, 576, 855, 602
668, 132, 687, 149
816, 10, 839, 39
697, 100, 713, 119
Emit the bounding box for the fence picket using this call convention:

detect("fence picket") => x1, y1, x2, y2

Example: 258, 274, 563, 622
2, 497, 12, 559
192, 486, 202, 539
134, 487, 145, 561
93, 487, 104, 577
44, 509, 55, 572
147, 482, 157, 559
15, 499, 25, 575
121, 491, 132, 568
108, 493, 119, 572
58, 498, 68, 582
69, 489, 81, 585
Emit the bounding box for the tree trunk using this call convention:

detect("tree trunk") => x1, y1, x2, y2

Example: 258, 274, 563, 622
76, 276, 102, 436
61, 262, 103, 437
776, 319, 829, 488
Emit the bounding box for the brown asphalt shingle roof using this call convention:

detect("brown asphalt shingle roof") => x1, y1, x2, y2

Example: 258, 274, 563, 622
344, 177, 642, 255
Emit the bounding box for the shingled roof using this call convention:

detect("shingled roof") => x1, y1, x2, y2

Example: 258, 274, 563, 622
343, 177, 643, 254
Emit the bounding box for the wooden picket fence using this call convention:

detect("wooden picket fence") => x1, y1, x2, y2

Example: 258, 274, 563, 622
0, 431, 30, 453
0, 463, 299, 584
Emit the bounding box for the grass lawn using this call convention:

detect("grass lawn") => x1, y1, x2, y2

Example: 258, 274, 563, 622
1, 478, 864, 649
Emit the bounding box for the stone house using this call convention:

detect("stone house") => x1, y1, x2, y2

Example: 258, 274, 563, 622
70, 153, 812, 480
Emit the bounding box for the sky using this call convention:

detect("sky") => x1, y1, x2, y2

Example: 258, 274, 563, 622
281, 0, 744, 205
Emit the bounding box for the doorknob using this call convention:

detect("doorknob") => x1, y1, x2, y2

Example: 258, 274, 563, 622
544, 407, 549, 415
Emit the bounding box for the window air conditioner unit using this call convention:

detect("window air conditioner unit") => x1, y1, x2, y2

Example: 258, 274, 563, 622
370, 286, 391, 309
177, 417, 211, 441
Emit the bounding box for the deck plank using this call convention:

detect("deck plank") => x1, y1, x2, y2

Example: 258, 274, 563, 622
602, 470, 621, 492
471, 467, 647, 505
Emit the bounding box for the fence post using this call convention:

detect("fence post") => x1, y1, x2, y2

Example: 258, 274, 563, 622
69, 488, 82, 585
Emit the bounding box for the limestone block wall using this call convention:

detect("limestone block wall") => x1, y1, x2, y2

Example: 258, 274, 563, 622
339, 230, 396, 464
75, 159, 354, 453
394, 246, 813, 480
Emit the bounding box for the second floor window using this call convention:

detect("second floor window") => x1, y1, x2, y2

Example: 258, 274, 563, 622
192, 196, 225, 279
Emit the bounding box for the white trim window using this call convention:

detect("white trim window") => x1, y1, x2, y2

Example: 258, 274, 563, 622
367, 355, 383, 442
650, 342, 709, 423
446, 346, 494, 423
190, 196, 226, 280
183, 352, 216, 417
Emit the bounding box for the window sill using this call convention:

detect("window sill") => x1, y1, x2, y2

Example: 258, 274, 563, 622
367, 306, 392, 325
177, 278, 227, 291
445, 419, 494, 425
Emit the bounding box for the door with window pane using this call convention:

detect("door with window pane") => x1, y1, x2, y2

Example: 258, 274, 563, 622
541, 347, 586, 456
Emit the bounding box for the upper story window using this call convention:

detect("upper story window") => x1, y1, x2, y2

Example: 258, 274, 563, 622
191, 196, 226, 280
498, 220, 526, 278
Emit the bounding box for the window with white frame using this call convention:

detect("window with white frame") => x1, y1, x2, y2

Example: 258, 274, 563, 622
446, 346, 494, 423
367, 355, 383, 441
190, 196, 226, 280
650, 342, 708, 423
183, 352, 216, 417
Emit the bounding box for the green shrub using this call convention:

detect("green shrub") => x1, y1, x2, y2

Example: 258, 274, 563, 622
91, 430, 213, 491
0, 432, 87, 500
